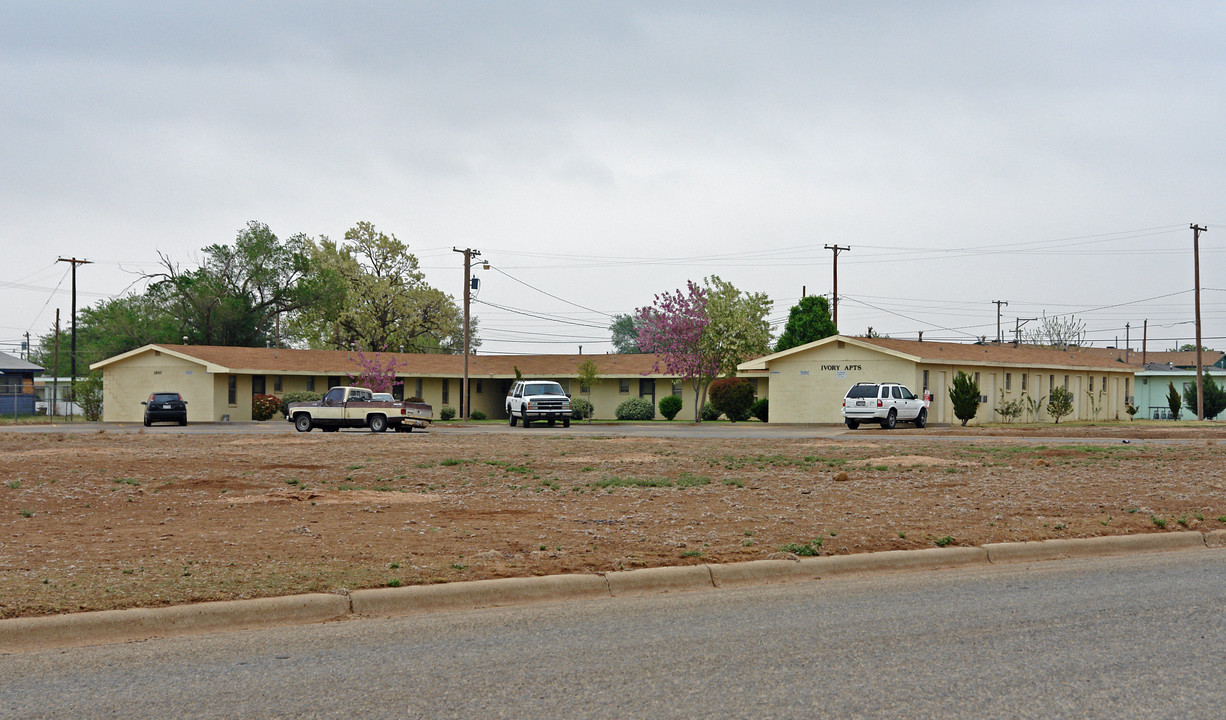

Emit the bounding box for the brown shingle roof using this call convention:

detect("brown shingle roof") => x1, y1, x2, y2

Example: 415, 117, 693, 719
852, 337, 1141, 371
105, 345, 675, 378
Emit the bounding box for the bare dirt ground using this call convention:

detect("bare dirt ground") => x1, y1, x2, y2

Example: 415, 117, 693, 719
3, 424, 1226, 619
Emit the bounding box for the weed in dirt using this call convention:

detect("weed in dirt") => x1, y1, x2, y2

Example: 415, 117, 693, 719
414, 462, 434, 469
724, 479, 745, 487
6, 481, 19, 489
1176, 514, 1189, 527
681, 550, 703, 558
347, 464, 365, 471
898, 532, 907, 539
285, 479, 300, 486
1151, 515, 1167, 528
580, 466, 595, 472
1218, 516, 1226, 523
1194, 513, 1205, 521
742, 539, 755, 546
676, 472, 712, 487
113, 478, 141, 486
1101, 516, 1112, 526
1053, 523, 1066, 530
872, 465, 889, 471
389, 562, 400, 569
20, 509, 33, 518
539, 480, 560, 491
592, 476, 672, 490
388, 579, 402, 587
440, 458, 469, 467
450, 563, 467, 571
744, 530, 755, 536
1126, 508, 1140, 514
933, 535, 954, 547
780, 538, 823, 556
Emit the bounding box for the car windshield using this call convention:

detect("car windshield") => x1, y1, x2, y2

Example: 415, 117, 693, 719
526, 383, 565, 395
151, 393, 180, 402
845, 385, 878, 399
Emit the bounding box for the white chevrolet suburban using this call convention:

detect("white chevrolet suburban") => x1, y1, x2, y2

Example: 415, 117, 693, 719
506, 380, 572, 428
841, 382, 928, 430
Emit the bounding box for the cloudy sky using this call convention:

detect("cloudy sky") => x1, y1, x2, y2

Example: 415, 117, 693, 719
3, 1, 1224, 358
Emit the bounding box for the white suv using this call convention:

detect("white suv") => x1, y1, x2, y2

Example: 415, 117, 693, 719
506, 380, 572, 428
841, 382, 928, 430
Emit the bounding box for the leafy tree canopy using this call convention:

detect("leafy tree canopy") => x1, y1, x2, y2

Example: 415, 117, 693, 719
608, 314, 642, 354
775, 296, 837, 352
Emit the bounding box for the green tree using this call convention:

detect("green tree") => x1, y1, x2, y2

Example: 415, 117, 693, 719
291, 222, 468, 353
701, 275, 773, 377
658, 395, 683, 420
609, 314, 642, 353
576, 359, 600, 423
147, 221, 326, 346
774, 296, 837, 352
72, 373, 104, 421
1048, 386, 1074, 424
948, 371, 980, 426
33, 294, 178, 376
1182, 375, 1226, 420
1167, 381, 1183, 420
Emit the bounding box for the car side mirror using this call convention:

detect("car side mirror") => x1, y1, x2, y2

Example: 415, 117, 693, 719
141, 401, 147, 406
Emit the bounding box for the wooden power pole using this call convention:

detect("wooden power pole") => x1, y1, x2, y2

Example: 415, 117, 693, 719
824, 245, 850, 329
1192, 224, 1208, 420
453, 247, 481, 420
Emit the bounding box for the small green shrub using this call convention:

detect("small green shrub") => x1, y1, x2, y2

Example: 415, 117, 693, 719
658, 395, 683, 421
469, 410, 487, 421
701, 402, 721, 421
780, 538, 823, 556
571, 397, 593, 420
708, 378, 755, 422
280, 391, 322, 417
439, 406, 456, 421
615, 397, 655, 421
750, 397, 769, 423
252, 394, 282, 421
934, 535, 954, 547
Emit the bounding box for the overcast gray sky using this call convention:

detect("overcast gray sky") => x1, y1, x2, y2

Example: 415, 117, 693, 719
3, 1, 1224, 358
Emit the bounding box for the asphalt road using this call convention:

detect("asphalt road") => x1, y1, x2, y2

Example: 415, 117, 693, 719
3, 551, 1223, 719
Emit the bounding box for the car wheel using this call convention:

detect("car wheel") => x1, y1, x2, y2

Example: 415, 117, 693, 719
179, 417, 187, 426
522, 412, 532, 428
914, 408, 927, 429
143, 417, 151, 427
845, 419, 859, 430
368, 415, 388, 433
294, 414, 312, 432
509, 410, 517, 427
563, 418, 570, 428
882, 409, 897, 430
548, 418, 556, 427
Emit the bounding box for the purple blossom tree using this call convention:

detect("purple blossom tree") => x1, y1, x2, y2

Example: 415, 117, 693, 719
635, 281, 719, 422
346, 346, 404, 395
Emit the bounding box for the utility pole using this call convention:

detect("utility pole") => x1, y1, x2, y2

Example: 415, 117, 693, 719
1125, 322, 1130, 364
1142, 319, 1148, 364
53, 309, 60, 421
992, 300, 1008, 342
1191, 224, 1208, 420
452, 247, 481, 420
56, 257, 91, 417
824, 245, 850, 329
1013, 317, 1036, 346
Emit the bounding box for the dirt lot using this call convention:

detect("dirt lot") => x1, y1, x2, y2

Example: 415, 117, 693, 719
3, 424, 1226, 619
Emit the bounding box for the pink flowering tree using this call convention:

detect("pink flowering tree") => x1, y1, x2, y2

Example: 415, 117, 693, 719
346, 346, 404, 395
635, 281, 719, 422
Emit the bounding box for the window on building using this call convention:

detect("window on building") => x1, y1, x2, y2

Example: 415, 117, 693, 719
922, 370, 929, 391
305, 376, 315, 392
1021, 373, 1028, 391
476, 380, 483, 394
1089, 376, 1094, 392
252, 375, 266, 395
619, 379, 630, 393
580, 380, 590, 393
442, 379, 450, 404
273, 376, 282, 393
672, 381, 683, 396
1125, 377, 1130, 399
1064, 375, 1069, 390
415, 378, 423, 399
1050, 375, 1055, 391
1102, 376, 1107, 392
1005, 373, 1011, 390
974, 372, 980, 385
228, 375, 237, 405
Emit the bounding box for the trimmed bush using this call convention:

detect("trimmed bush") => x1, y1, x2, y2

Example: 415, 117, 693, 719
708, 378, 755, 422
252, 394, 282, 421
615, 397, 655, 421
701, 402, 721, 421
280, 391, 322, 417
750, 397, 768, 423
658, 395, 683, 421
439, 406, 456, 421
571, 397, 593, 420
469, 410, 487, 421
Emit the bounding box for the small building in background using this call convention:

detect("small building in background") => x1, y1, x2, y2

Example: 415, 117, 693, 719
0, 352, 43, 416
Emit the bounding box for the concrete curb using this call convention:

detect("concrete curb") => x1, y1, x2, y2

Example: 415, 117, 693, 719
351, 573, 609, 618
0, 593, 349, 652
983, 531, 1205, 564
4, 532, 1220, 652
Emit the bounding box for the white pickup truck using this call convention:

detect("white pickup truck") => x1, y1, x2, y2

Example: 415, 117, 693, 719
287, 386, 432, 433
506, 380, 572, 428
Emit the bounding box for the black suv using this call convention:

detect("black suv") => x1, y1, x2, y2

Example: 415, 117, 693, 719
142, 392, 188, 426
